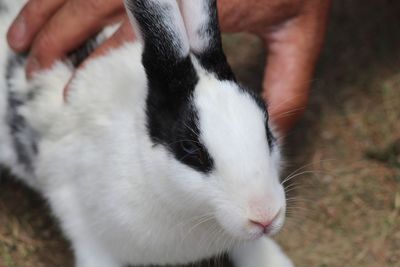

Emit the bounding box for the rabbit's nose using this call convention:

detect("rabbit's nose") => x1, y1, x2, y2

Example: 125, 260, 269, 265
248, 209, 281, 233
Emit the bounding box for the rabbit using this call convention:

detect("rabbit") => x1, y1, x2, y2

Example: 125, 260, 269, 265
0, 0, 294, 266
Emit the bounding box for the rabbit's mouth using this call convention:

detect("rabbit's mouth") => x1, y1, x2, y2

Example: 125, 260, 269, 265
243, 208, 286, 240
213, 203, 286, 241
247, 208, 286, 238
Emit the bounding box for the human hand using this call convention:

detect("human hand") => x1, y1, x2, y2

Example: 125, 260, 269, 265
7, 0, 331, 135
6, 0, 134, 75
218, 0, 331, 133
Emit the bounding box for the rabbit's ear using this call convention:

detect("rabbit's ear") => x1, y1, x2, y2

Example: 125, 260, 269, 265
124, 0, 195, 85
179, 0, 235, 81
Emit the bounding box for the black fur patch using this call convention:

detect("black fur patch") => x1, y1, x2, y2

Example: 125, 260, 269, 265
127, 0, 214, 173
146, 58, 213, 173
266, 120, 276, 150
6, 54, 38, 172
145, 57, 214, 173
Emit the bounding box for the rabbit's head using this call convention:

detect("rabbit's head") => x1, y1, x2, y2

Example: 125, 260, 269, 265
125, 0, 286, 240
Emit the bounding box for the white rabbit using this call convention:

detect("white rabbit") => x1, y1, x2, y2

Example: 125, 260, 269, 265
0, 0, 294, 266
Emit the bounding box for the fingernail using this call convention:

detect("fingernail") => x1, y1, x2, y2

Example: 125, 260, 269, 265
8, 16, 27, 49
26, 57, 41, 79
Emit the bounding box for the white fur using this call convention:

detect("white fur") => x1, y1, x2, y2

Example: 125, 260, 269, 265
231, 238, 294, 267
179, 0, 210, 53
0, 0, 293, 266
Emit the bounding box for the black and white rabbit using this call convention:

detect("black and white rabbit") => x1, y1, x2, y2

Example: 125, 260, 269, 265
0, 0, 294, 266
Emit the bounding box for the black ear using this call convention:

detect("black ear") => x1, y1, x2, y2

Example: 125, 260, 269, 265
124, 0, 197, 98
125, 0, 189, 62
124, 0, 200, 148
179, 0, 235, 81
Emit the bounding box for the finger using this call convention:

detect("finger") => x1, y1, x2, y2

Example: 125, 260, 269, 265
26, 0, 124, 78
7, 0, 67, 51
262, 39, 314, 136
63, 20, 136, 101
80, 19, 135, 62
262, 2, 331, 135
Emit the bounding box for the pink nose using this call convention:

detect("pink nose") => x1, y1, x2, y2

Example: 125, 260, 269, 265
248, 209, 281, 233
249, 219, 273, 231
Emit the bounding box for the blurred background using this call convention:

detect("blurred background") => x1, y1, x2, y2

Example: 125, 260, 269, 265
1, 0, 400, 266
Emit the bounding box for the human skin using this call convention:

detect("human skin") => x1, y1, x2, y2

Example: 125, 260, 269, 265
7, 0, 331, 135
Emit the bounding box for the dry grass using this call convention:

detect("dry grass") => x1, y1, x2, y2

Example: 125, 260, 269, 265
1, 0, 400, 266
273, 1, 400, 266
278, 74, 400, 267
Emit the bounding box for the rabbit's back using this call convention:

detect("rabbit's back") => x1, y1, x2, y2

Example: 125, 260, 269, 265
0, 0, 148, 189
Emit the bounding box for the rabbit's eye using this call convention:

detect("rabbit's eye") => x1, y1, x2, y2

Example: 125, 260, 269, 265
180, 141, 205, 163
180, 141, 200, 155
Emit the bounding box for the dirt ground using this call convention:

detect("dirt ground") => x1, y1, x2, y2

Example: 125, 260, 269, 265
1, 1, 400, 266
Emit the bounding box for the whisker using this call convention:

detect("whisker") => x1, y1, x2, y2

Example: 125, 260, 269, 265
183, 121, 200, 138
165, 139, 202, 146
281, 159, 337, 183
274, 107, 307, 119
281, 170, 326, 185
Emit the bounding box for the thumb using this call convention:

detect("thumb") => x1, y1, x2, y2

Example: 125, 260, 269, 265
262, 37, 314, 136
262, 6, 330, 136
